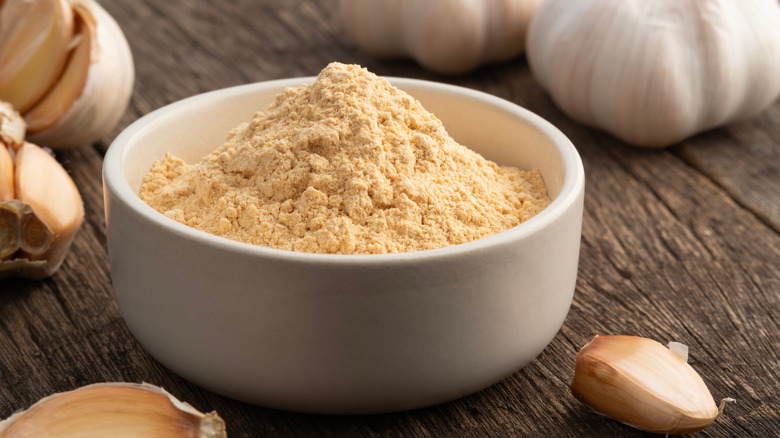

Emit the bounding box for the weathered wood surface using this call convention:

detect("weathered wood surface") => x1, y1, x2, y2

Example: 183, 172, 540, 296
2, 1, 778, 436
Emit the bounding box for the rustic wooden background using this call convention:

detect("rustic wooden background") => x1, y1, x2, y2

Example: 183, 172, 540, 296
2, 0, 778, 436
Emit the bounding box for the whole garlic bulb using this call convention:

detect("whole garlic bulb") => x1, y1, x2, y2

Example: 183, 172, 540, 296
526, 0, 780, 147
340, 0, 544, 75
0, 0, 134, 149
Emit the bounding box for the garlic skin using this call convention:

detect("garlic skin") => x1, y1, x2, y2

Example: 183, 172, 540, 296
340, 0, 544, 74
0, 382, 226, 438
571, 335, 726, 434
0, 101, 25, 150
0, 0, 134, 149
526, 0, 780, 147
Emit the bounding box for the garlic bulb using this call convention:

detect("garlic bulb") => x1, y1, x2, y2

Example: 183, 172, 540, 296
340, 0, 544, 74
1, 107, 84, 279
571, 335, 734, 434
526, 0, 780, 147
0, 0, 134, 149
0, 382, 226, 438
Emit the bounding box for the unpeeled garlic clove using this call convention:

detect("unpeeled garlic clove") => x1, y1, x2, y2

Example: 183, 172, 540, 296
0, 382, 227, 438
0, 141, 84, 279
571, 335, 732, 435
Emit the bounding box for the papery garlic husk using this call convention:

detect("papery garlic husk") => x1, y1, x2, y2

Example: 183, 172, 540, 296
0, 0, 134, 149
0, 141, 84, 279
571, 335, 732, 434
0, 382, 227, 438
526, 0, 780, 147
0, 101, 26, 150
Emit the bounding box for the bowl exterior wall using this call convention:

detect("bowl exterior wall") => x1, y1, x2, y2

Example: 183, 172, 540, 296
105, 186, 582, 414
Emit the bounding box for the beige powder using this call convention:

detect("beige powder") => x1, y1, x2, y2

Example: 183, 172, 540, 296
139, 63, 550, 254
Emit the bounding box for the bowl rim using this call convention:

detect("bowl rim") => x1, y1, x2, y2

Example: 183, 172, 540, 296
104, 76, 584, 266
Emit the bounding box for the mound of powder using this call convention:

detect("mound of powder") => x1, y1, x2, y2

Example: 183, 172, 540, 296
139, 63, 550, 254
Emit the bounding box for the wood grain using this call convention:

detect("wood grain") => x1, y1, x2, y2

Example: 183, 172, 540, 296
1, 0, 778, 436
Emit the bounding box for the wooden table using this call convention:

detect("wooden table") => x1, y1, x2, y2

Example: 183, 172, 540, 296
2, 1, 778, 436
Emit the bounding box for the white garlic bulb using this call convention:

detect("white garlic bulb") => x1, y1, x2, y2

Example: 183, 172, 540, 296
526, 0, 780, 147
340, 0, 544, 74
0, 0, 134, 149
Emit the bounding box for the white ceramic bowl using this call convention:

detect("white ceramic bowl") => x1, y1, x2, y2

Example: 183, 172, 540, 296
103, 77, 584, 414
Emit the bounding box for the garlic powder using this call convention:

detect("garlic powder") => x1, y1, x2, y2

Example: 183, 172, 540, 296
139, 63, 550, 254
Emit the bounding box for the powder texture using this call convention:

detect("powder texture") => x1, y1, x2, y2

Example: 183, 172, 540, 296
139, 63, 550, 254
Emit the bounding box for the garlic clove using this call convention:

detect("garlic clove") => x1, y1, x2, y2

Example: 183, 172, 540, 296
0, 201, 21, 260
26, 0, 135, 149
18, 202, 54, 260
0, 100, 26, 150
571, 335, 727, 434
0, 199, 53, 263
14, 142, 83, 237
0, 0, 75, 113
0, 144, 13, 201
23, 14, 91, 134
0, 382, 227, 438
